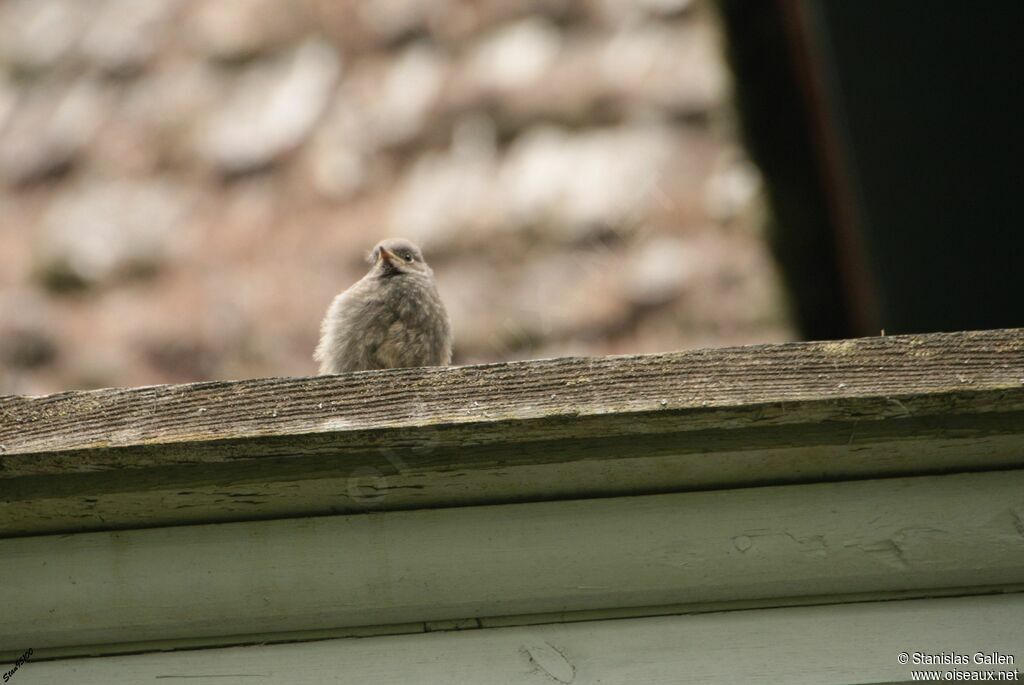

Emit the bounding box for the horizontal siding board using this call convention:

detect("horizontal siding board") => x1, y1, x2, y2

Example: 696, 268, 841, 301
3, 469, 1023, 654
5, 425, 1024, 538
15, 593, 1024, 685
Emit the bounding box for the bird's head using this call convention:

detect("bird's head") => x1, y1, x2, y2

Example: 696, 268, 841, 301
368, 238, 432, 278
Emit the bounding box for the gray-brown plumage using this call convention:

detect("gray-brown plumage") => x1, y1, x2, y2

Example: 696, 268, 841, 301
315, 238, 452, 374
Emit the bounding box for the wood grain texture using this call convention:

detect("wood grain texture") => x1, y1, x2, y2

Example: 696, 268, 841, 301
1, 328, 1023, 537
3, 328, 1022, 460
3, 469, 1023, 654
15, 593, 1024, 685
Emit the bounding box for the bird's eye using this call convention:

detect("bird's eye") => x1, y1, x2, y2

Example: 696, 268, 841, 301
403, 253, 414, 262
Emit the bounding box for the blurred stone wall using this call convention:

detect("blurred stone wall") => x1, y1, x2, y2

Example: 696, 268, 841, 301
0, 0, 793, 395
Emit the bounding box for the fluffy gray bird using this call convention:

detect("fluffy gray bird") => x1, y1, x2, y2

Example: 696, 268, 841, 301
315, 238, 452, 374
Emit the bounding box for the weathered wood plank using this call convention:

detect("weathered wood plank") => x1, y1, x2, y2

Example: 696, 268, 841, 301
3, 469, 1023, 654
3, 429, 1024, 538
1, 329, 1022, 536
15, 593, 1024, 685
3, 328, 1022, 464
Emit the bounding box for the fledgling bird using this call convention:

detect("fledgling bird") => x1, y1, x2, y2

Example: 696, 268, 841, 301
315, 238, 452, 374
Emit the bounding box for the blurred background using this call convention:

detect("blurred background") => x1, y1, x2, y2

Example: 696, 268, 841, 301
1, 0, 1021, 395
1, 0, 789, 395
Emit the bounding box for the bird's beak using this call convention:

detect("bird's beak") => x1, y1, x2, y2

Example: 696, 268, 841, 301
378, 248, 397, 265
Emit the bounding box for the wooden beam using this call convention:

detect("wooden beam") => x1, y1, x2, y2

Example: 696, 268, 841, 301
2, 328, 1023, 536
5, 328, 1022, 462
15, 593, 1024, 685
4, 469, 1023, 655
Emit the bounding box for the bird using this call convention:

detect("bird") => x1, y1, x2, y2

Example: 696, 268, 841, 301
315, 238, 452, 374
